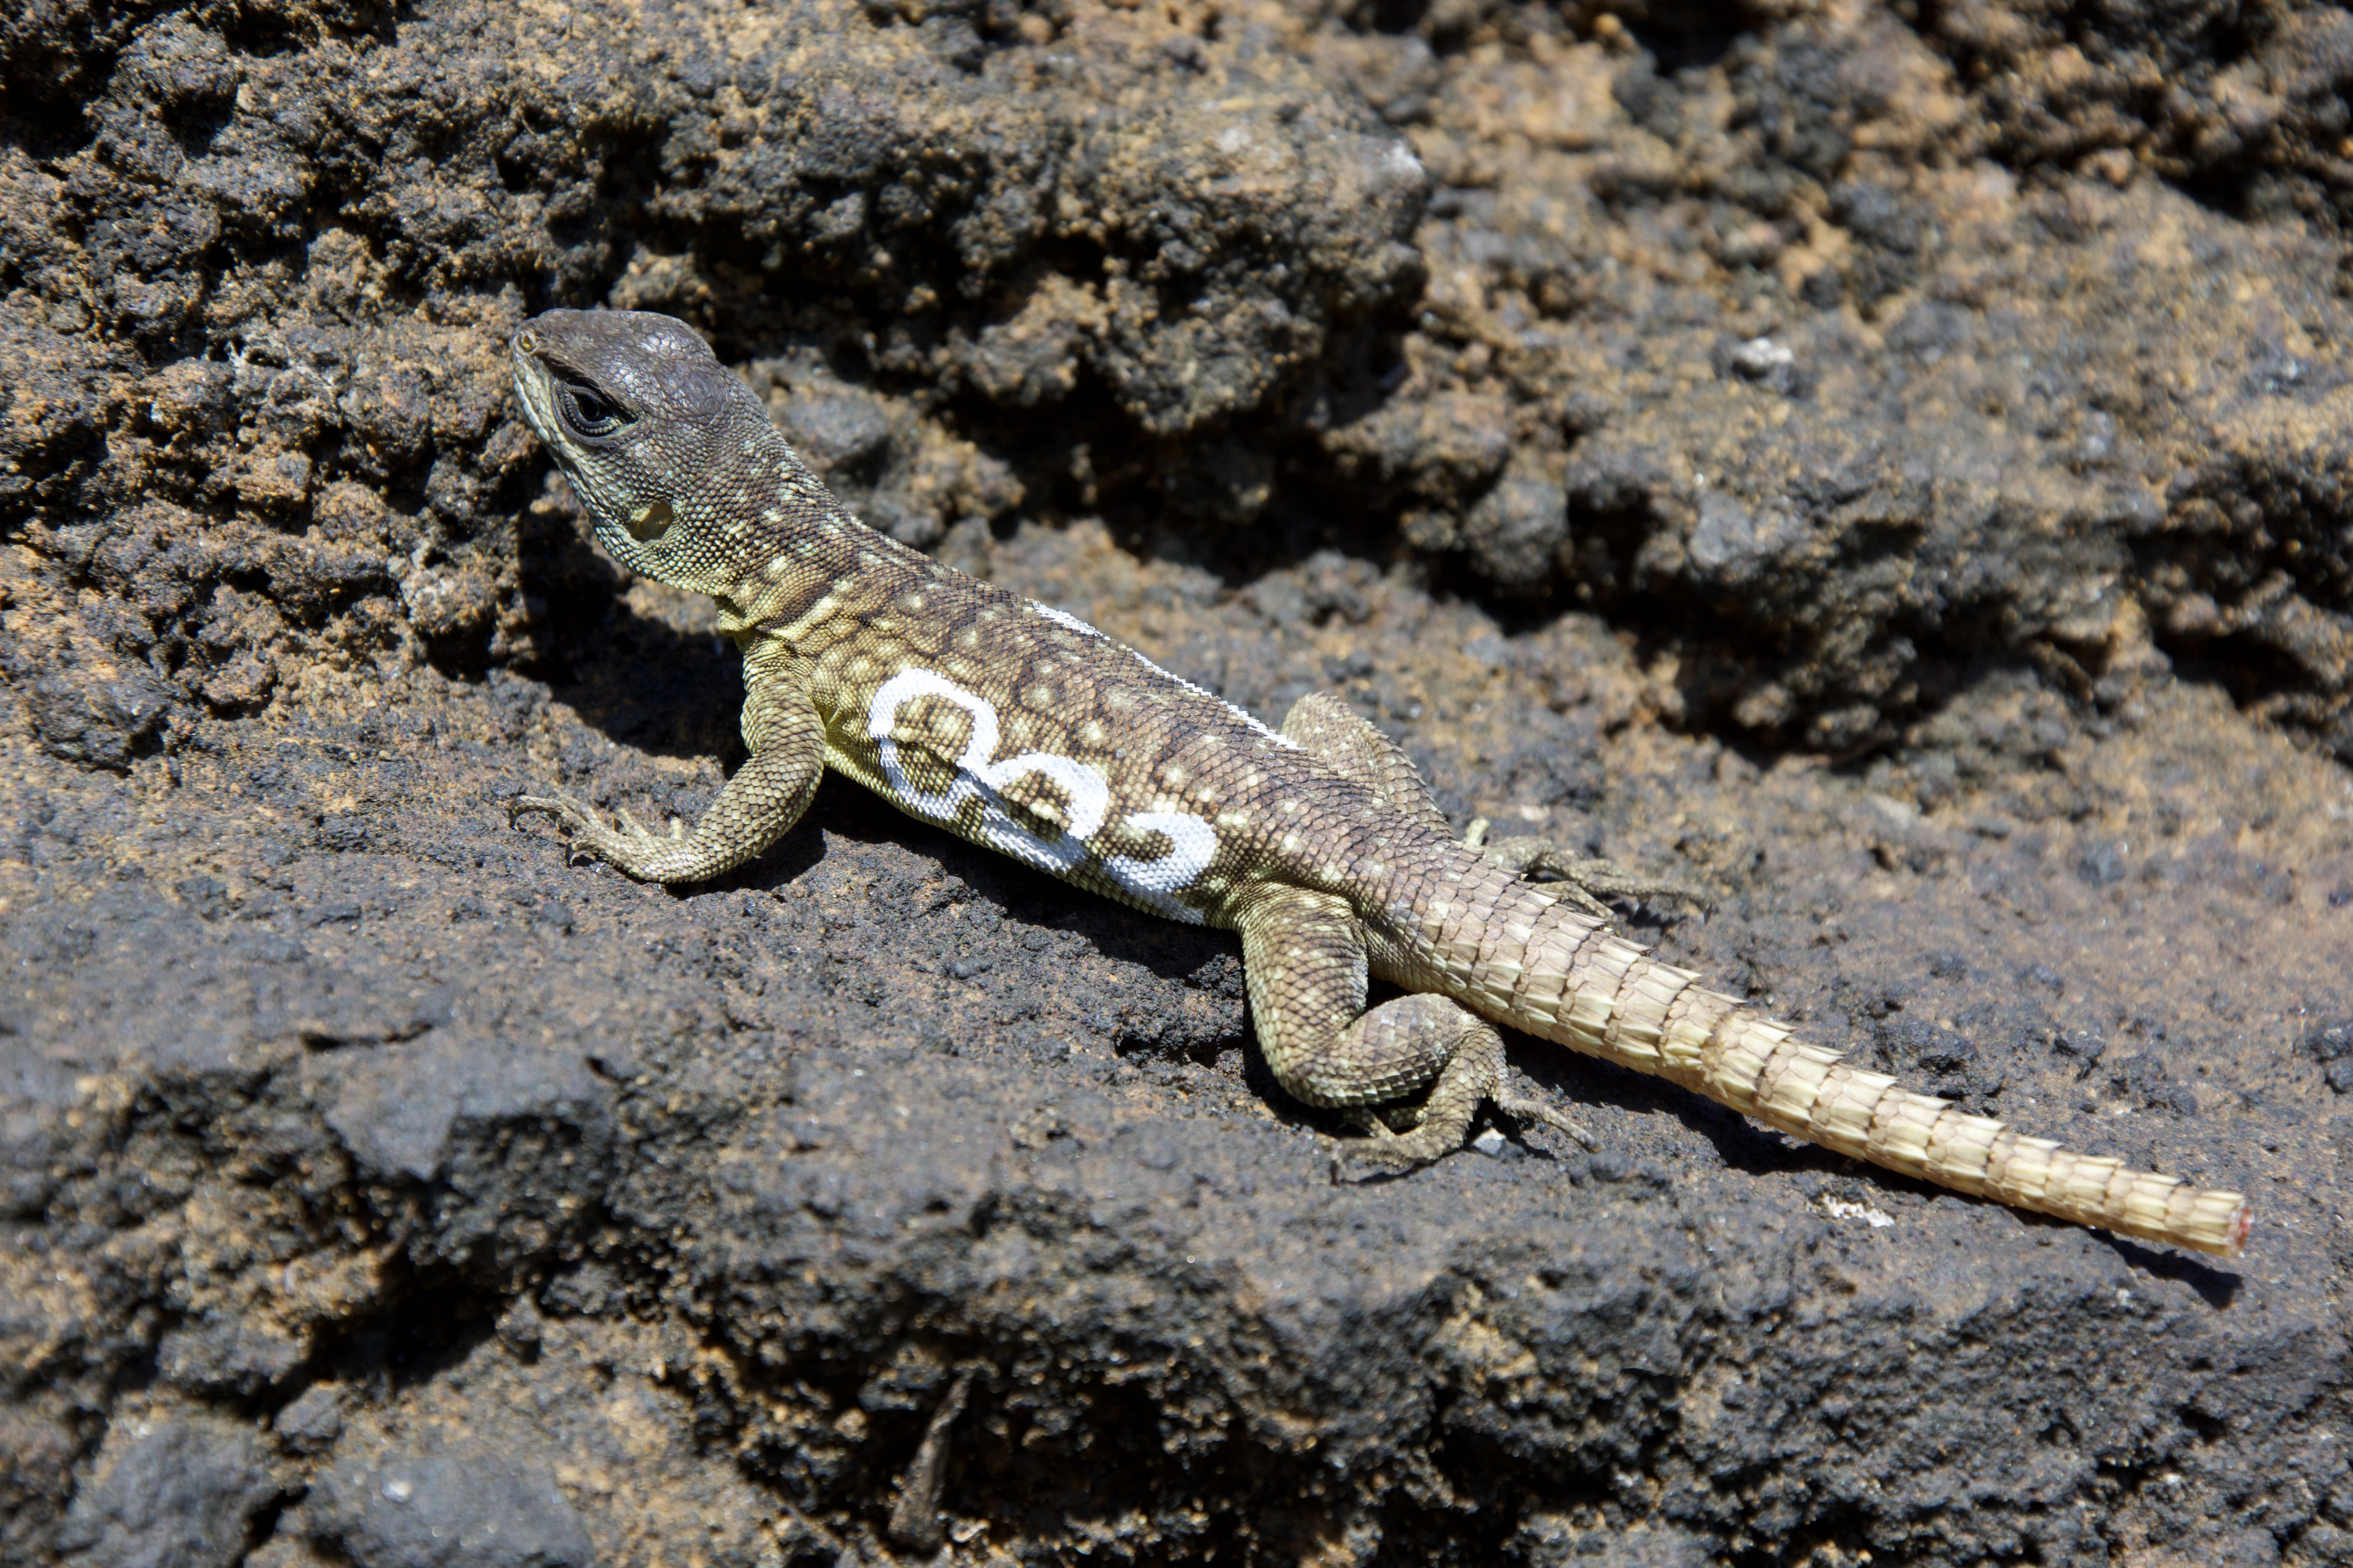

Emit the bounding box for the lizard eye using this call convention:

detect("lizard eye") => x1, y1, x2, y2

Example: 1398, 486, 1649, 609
555, 377, 632, 442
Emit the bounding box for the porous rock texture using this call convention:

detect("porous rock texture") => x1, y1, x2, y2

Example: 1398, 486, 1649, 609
3, 0, 2352, 1562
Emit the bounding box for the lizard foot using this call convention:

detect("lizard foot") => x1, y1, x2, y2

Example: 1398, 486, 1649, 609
512, 792, 685, 880
1324, 1024, 1597, 1177
1325, 1094, 1599, 1177
1326, 1110, 1458, 1176
1464, 817, 1710, 921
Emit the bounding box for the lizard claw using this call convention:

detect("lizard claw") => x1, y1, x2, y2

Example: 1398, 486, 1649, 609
1494, 1091, 1601, 1151
512, 792, 594, 832
1322, 1078, 1602, 1180
512, 791, 681, 879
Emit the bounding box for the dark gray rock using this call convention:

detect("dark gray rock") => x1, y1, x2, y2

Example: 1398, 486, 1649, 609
1685, 489, 1806, 587
308, 1440, 593, 1568
1463, 470, 1569, 594
56, 1422, 278, 1568
25, 668, 178, 771
272, 1385, 344, 1456
0, 1046, 75, 1219
155, 1317, 305, 1396
315, 1030, 614, 1279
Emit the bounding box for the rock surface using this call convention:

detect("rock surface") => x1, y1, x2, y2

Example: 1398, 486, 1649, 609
3, 0, 2351, 1564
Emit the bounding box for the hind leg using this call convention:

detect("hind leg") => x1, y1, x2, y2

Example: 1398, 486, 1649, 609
1280, 692, 1452, 834
1329, 1012, 1597, 1170
1280, 693, 1703, 921
1231, 883, 1593, 1171
1464, 818, 1709, 921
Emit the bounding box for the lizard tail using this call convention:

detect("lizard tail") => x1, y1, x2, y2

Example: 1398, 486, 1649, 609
1463, 900, 2251, 1258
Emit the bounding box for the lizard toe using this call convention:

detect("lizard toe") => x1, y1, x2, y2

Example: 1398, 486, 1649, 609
1331, 1122, 1462, 1172
1495, 1091, 1600, 1151
1473, 834, 1711, 917
513, 791, 622, 846
1323, 1132, 1421, 1180
513, 792, 689, 880
513, 791, 594, 826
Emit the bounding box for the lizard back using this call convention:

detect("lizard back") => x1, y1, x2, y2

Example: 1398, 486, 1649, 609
767, 535, 1424, 930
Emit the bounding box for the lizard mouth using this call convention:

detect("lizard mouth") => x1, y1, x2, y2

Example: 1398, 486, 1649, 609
509, 343, 561, 448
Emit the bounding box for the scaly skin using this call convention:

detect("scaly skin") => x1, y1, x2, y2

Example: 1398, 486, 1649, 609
507, 309, 2251, 1260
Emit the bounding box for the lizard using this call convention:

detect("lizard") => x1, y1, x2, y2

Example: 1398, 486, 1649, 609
506, 308, 2251, 1261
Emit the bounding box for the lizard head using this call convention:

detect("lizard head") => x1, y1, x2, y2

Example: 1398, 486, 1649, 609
511, 310, 827, 598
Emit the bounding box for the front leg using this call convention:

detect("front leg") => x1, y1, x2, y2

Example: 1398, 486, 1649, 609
516, 643, 825, 884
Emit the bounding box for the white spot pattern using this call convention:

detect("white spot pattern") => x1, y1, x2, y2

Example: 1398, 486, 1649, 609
1103, 812, 1218, 919
870, 670, 1105, 871
867, 668, 1215, 922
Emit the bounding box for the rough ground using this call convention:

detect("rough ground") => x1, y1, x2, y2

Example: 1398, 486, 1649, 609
4, 0, 2353, 1563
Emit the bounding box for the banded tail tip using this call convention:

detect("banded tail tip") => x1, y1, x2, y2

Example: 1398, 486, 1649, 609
2198, 1193, 2252, 1260
2161, 1189, 2250, 1259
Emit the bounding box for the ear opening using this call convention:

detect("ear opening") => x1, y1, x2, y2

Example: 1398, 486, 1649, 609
625, 499, 675, 542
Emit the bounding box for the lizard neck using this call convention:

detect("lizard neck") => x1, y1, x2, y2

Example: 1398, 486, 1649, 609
705, 428, 925, 638
701, 442, 960, 649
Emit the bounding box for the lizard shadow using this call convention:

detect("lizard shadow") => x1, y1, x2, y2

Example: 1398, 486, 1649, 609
1505, 1019, 1731, 1133
773, 774, 1241, 990
2100, 1236, 2241, 1307
544, 662, 1254, 1025
544, 595, 746, 766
